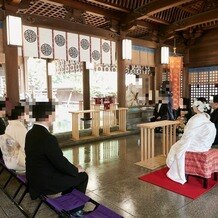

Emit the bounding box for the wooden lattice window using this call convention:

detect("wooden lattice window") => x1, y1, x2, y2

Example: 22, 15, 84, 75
189, 66, 218, 103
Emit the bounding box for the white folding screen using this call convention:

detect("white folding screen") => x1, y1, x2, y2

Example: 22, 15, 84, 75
22, 25, 116, 65
53, 30, 66, 60
67, 33, 79, 62
38, 27, 53, 59
23, 25, 38, 58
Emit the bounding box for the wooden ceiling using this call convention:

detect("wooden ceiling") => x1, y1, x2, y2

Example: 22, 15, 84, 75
2, 0, 218, 47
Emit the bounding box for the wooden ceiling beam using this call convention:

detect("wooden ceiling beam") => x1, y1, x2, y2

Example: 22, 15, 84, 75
135, 14, 170, 25
177, 5, 196, 14
135, 20, 156, 29
50, 0, 121, 20
201, 22, 218, 31
124, 0, 193, 23
121, 19, 158, 33
177, 0, 205, 14
146, 16, 170, 25
87, 0, 129, 13
166, 7, 218, 33
4, 0, 30, 8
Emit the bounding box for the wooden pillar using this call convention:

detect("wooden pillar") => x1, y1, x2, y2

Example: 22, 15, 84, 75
149, 73, 155, 103
82, 62, 90, 119
154, 45, 162, 103
142, 75, 150, 104
117, 39, 126, 107
46, 60, 53, 100
23, 57, 28, 96
18, 57, 25, 99
3, 22, 19, 105
183, 48, 190, 98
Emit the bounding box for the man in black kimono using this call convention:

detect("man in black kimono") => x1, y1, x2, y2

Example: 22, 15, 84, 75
210, 95, 218, 148
151, 100, 169, 122
25, 102, 88, 200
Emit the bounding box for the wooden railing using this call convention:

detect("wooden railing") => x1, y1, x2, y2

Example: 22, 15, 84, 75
69, 107, 128, 141
136, 120, 180, 170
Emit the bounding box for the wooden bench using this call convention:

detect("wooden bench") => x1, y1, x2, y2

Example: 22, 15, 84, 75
185, 149, 218, 188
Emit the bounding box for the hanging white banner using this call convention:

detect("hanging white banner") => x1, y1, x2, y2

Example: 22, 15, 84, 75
101, 39, 111, 64
67, 33, 79, 62
79, 35, 90, 62
38, 27, 53, 59
91, 37, 101, 64
53, 30, 66, 60
111, 41, 116, 65
23, 25, 38, 58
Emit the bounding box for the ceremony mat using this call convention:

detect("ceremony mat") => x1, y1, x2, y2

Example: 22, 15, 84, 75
139, 167, 217, 199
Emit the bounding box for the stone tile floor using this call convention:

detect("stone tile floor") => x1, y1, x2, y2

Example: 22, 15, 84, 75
0, 134, 217, 217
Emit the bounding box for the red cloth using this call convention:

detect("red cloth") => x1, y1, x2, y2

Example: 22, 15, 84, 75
139, 167, 217, 199
185, 149, 218, 178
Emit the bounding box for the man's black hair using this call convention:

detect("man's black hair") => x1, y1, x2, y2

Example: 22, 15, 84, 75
0, 101, 5, 110
213, 95, 218, 103
31, 102, 55, 121
10, 106, 25, 120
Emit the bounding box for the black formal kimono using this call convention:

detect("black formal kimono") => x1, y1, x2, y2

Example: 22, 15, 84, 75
25, 124, 88, 199
210, 108, 218, 147
152, 103, 169, 121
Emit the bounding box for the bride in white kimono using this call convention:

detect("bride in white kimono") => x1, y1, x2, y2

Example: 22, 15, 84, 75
166, 100, 216, 184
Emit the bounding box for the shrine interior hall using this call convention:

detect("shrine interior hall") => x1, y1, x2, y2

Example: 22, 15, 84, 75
0, 0, 218, 217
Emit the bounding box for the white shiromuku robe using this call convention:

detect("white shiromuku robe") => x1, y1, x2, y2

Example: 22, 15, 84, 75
0, 120, 27, 171
166, 113, 216, 184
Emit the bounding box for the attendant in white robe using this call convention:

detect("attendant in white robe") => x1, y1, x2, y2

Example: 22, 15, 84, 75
166, 100, 216, 184
0, 106, 27, 171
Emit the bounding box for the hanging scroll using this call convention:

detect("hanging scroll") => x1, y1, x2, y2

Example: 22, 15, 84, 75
38, 27, 53, 59
79, 35, 90, 62
22, 25, 117, 66
67, 33, 79, 62
101, 39, 111, 64
23, 25, 38, 58
91, 37, 101, 64
53, 30, 66, 60
169, 56, 183, 109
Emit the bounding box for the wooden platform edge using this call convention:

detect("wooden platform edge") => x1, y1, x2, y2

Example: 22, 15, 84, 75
135, 155, 167, 170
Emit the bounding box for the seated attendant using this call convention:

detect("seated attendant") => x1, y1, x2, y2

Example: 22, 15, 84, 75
0, 106, 27, 171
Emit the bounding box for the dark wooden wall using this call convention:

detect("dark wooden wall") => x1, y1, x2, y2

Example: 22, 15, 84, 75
189, 27, 218, 68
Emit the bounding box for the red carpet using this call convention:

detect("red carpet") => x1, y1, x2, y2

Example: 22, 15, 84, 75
139, 167, 217, 199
